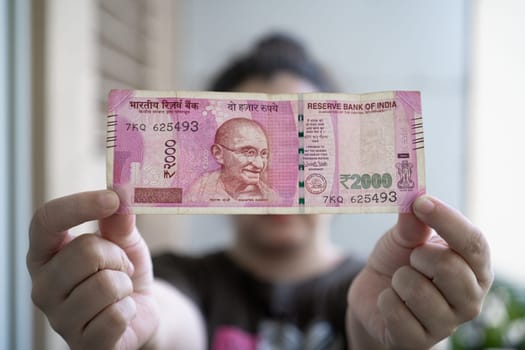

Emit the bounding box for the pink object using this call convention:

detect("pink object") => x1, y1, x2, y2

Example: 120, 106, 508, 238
212, 326, 258, 350
107, 90, 425, 214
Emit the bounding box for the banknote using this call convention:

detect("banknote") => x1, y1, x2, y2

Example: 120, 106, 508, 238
107, 90, 425, 214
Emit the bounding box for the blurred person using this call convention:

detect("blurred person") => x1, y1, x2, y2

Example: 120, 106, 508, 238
27, 34, 493, 349
188, 118, 278, 202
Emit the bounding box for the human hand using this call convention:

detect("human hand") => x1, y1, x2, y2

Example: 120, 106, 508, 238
27, 190, 159, 350
347, 195, 493, 349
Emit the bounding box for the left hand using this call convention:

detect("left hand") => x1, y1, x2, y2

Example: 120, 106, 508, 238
347, 194, 494, 349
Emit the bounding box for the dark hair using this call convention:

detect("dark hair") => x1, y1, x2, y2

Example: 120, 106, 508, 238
209, 33, 336, 92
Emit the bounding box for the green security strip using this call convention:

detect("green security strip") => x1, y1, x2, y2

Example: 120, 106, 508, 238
298, 131, 304, 138
298, 114, 304, 121
299, 198, 305, 205
299, 164, 304, 170
299, 181, 304, 187
298, 148, 304, 154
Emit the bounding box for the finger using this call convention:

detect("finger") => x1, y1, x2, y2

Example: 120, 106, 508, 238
412, 195, 493, 288
31, 234, 133, 312
392, 265, 457, 340
378, 287, 430, 349
28, 190, 119, 270
55, 270, 133, 338
99, 214, 152, 291
410, 243, 483, 321
81, 296, 137, 349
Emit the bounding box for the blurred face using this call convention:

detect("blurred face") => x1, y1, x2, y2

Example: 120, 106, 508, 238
235, 72, 319, 95
232, 72, 331, 253
217, 125, 269, 186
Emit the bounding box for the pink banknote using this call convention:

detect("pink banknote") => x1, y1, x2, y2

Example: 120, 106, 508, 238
107, 90, 425, 214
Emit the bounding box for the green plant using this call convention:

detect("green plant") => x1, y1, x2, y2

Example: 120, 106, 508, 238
451, 279, 525, 349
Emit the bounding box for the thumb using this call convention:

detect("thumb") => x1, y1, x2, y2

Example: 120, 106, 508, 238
99, 214, 153, 291
394, 212, 432, 249
368, 206, 432, 277
99, 213, 137, 248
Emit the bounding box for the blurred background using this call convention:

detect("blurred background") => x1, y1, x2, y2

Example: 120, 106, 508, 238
1, 0, 524, 349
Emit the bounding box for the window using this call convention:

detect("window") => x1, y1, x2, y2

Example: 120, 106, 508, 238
1, 0, 32, 349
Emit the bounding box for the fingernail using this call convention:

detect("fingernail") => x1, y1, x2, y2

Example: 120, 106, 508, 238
99, 191, 119, 210
414, 195, 435, 214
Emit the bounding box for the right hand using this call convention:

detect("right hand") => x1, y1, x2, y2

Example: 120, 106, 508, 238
27, 190, 159, 350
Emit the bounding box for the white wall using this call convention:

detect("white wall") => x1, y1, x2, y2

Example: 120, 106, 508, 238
468, 0, 525, 286
169, 0, 469, 257
38, 1, 99, 347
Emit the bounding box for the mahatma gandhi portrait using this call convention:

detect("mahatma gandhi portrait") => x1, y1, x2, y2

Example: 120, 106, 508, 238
188, 118, 278, 202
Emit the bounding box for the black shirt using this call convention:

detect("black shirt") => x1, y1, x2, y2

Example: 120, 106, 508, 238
153, 251, 364, 350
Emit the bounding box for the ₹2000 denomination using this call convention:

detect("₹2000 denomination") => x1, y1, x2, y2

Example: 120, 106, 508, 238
107, 90, 425, 214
